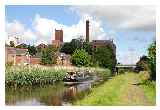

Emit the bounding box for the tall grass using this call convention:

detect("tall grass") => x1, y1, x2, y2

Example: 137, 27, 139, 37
5, 65, 111, 88
138, 71, 156, 104
5, 66, 67, 88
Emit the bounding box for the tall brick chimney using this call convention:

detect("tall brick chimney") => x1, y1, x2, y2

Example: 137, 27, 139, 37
86, 20, 89, 42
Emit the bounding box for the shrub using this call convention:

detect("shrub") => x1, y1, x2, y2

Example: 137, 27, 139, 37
71, 49, 91, 67
148, 41, 156, 80
139, 71, 150, 82
93, 46, 116, 72
41, 45, 58, 65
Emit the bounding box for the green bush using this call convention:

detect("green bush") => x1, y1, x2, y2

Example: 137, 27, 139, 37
139, 71, 150, 82
95, 68, 111, 80
93, 46, 116, 72
148, 41, 156, 80
41, 45, 58, 65
71, 49, 91, 67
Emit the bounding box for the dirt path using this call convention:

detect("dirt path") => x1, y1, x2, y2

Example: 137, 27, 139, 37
75, 72, 155, 105
119, 73, 152, 105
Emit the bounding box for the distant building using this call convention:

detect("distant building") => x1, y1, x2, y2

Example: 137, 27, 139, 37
5, 47, 41, 65
55, 29, 63, 42
52, 40, 62, 47
52, 29, 63, 47
91, 40, 116, 55
86, 20, 89, 42
5, 47, 28, 65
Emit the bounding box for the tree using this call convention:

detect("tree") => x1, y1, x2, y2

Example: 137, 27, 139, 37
41, 45, 57, 65
93, 46, 116, 72
28, 45, 37, 56
83, 42, 93, 55
148, 41, 156, 80
9, 41, 15, 47
60, 38, 84, 55
135, 55, 150, 72
16, 43, 37, 56
16, 43, 28, 49
71, 49, 91, 67
60, 42, 72, 54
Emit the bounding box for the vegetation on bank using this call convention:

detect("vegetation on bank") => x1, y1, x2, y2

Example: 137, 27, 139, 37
5, 66, 111, 88
136, 41, 156, 80
74, 72, 155, 105
41, 45, 58, 65
5, 66, 67, 87
140, 80, 156, 104
61, 38, 116, 72
148, 41, 156, 80
71, 49, 91, 67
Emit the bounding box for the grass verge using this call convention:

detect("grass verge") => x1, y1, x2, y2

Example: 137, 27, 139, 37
139, 80, 156, 105
74, 72, 156, 105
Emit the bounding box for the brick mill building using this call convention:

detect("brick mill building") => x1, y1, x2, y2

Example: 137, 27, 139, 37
52, 29, 63, 47
5, 20, 116, 66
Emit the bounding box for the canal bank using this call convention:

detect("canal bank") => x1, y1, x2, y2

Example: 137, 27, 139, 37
6, 74, 108, 105
5, 66, 111, 106
74, 72, 156, 106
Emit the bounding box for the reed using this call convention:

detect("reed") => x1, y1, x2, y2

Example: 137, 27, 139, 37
5, 66, 67, 88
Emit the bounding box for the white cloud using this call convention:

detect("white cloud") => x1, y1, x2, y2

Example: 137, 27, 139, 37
6, 13, 109, 46
6, 20, 25, 34
71, 6, 156, 32
32, 14, 108, 43
6, 20, 36, 45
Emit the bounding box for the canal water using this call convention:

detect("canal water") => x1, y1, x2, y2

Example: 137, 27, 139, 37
6, 75, 102, 106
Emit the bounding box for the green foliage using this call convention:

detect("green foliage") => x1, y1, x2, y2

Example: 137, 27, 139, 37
9, 41, 15, 47
148, 41, 156, 80
83, 42, 93, 55
71, 49, 91, 67
135, 56, 150, 72
5, 66, 67, 88
16, 43, 37, 56
6, 62, 14, 67
60, 39, 83, 54
139, 71, 150, 82
139, 77, 156, 104
27, 45, 37, 56
60, 38, 93, 55
41, 45, 58, 65
16, 43, 28, 49
94, 68, 111, 80
93, 46, 116, 71
60, 42, 72, 54
75, 73, 155, 105
74, 73, 127, 105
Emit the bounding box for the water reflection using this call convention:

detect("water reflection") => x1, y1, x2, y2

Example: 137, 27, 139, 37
6, 82, 92, 106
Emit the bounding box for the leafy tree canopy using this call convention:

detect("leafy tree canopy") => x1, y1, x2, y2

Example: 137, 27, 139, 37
148, 41, 156, 80
41, 45, 58, 65
71, 49, 91, 67
93, 46, 116, 71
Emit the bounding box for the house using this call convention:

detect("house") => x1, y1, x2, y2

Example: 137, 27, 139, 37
5, 47, 29, 65
5, 47, 41, 65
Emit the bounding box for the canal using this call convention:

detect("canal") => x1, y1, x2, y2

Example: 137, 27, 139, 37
5, 74, 104, 106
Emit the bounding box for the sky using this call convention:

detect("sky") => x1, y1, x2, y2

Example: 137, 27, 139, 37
5, 5, 156, 64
